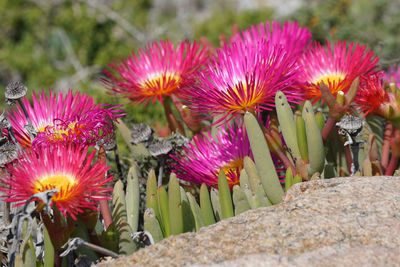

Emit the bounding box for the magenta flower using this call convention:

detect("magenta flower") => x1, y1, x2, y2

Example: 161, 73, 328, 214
232, 21, 312, 58
383, 65, 400, 89
356, 75, 400, 119
185, 39, 301, 121
7, 89, 124, 148
103, 40, 209, 105
298, 41, 379, 100
0, 144, 113, 219
170, 125, 252, 188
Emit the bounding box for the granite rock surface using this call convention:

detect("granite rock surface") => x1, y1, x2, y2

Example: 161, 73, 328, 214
96, 176, 400, 266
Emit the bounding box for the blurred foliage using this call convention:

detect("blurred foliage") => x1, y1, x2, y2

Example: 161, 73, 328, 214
0, 0, 276, 123
290, 0, 400, 63
194, 8, 274, 45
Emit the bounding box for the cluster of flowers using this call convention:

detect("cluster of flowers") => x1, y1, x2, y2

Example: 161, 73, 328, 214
1, 85, 124, 219
2, 20, 400, 220
105, 21, 399, 188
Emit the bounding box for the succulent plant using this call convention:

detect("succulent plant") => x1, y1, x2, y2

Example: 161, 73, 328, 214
1, 19, 398, 267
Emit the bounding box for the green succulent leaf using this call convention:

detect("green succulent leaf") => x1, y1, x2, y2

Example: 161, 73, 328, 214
244, 112, 284, 204
144, 208, 163, 243
200, 183, 216, 226
218, 170, 234, 219
302, 101, 325, 175
232, 185, 251, 215
126, 165, 140, 233
168, 173, 183, 235
275, 91, 301, 159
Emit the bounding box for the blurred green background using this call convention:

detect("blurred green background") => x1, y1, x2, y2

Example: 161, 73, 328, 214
1, 0, 399, 125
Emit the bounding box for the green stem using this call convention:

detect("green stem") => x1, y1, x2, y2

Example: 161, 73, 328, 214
163, 96, 185, 135
113, 144, 123, 179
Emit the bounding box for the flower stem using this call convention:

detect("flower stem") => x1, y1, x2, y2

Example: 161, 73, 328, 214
381, 122, 393, 171
96, 147, 113, 229
17, 98, 36, 142
158, 157, 165, 187
322, 117, 336, 141
344, 145, 353, 175
113, 143, 123, 179
17, 99, 33, 127
54, 251, 61, 267
385, 155, 398, 176
275, 150, 296, 176
350, 143, 361, 174
163, 96, 185, 135
99, 199, 112, 229
171, 94, 205, 133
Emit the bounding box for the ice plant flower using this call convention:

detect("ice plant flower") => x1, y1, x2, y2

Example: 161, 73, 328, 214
186, 39, 301, 121
298, 41, 379, 101
0, 144, 113, 219
170, 125, 251, 188
7, 89, 124, 148
356, 75, 400, 120
384, 65, 400, 89
232, 21, 312, 58
103, 40, 209, 105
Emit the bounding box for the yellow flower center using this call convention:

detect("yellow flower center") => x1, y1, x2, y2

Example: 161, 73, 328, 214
141, 73, 181, 96
226, 82, 263, 112
37, 122, 80, 141
314, 73, 346, 92
219, 158, 244, 186
33, 174, 77, 202
315, 73, 345, 84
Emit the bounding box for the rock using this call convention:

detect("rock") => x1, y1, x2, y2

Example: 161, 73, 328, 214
201, 245, 400, 267
96, 176, 400, 267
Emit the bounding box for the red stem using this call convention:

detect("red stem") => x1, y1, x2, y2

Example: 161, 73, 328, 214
344, 145, 353, 174
99, 199, 112, 229
275, 150, 296, 176
54, 251, 61, 267
322, 117, 336, 141
385, 155, 398, 175
381, 122, 393, 171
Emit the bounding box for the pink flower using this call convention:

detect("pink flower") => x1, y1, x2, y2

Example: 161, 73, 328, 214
170, 125, 251, 188
7, 89, 124, 148
298, 41, 379, 100
383, 65, 400, 89
185, 39, 301, 121
0, 144, 113, 219
103, 40, 209, 105
356, 75, 400, 119
232, 21, 311, 58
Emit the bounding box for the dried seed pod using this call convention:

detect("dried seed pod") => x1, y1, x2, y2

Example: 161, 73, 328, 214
0, 142, 18, 166
336, 115, 363, 137
5, 81, 27, 100
96, 135, 117, 151
131, 123, 153, 144
148, 139, 172, 157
